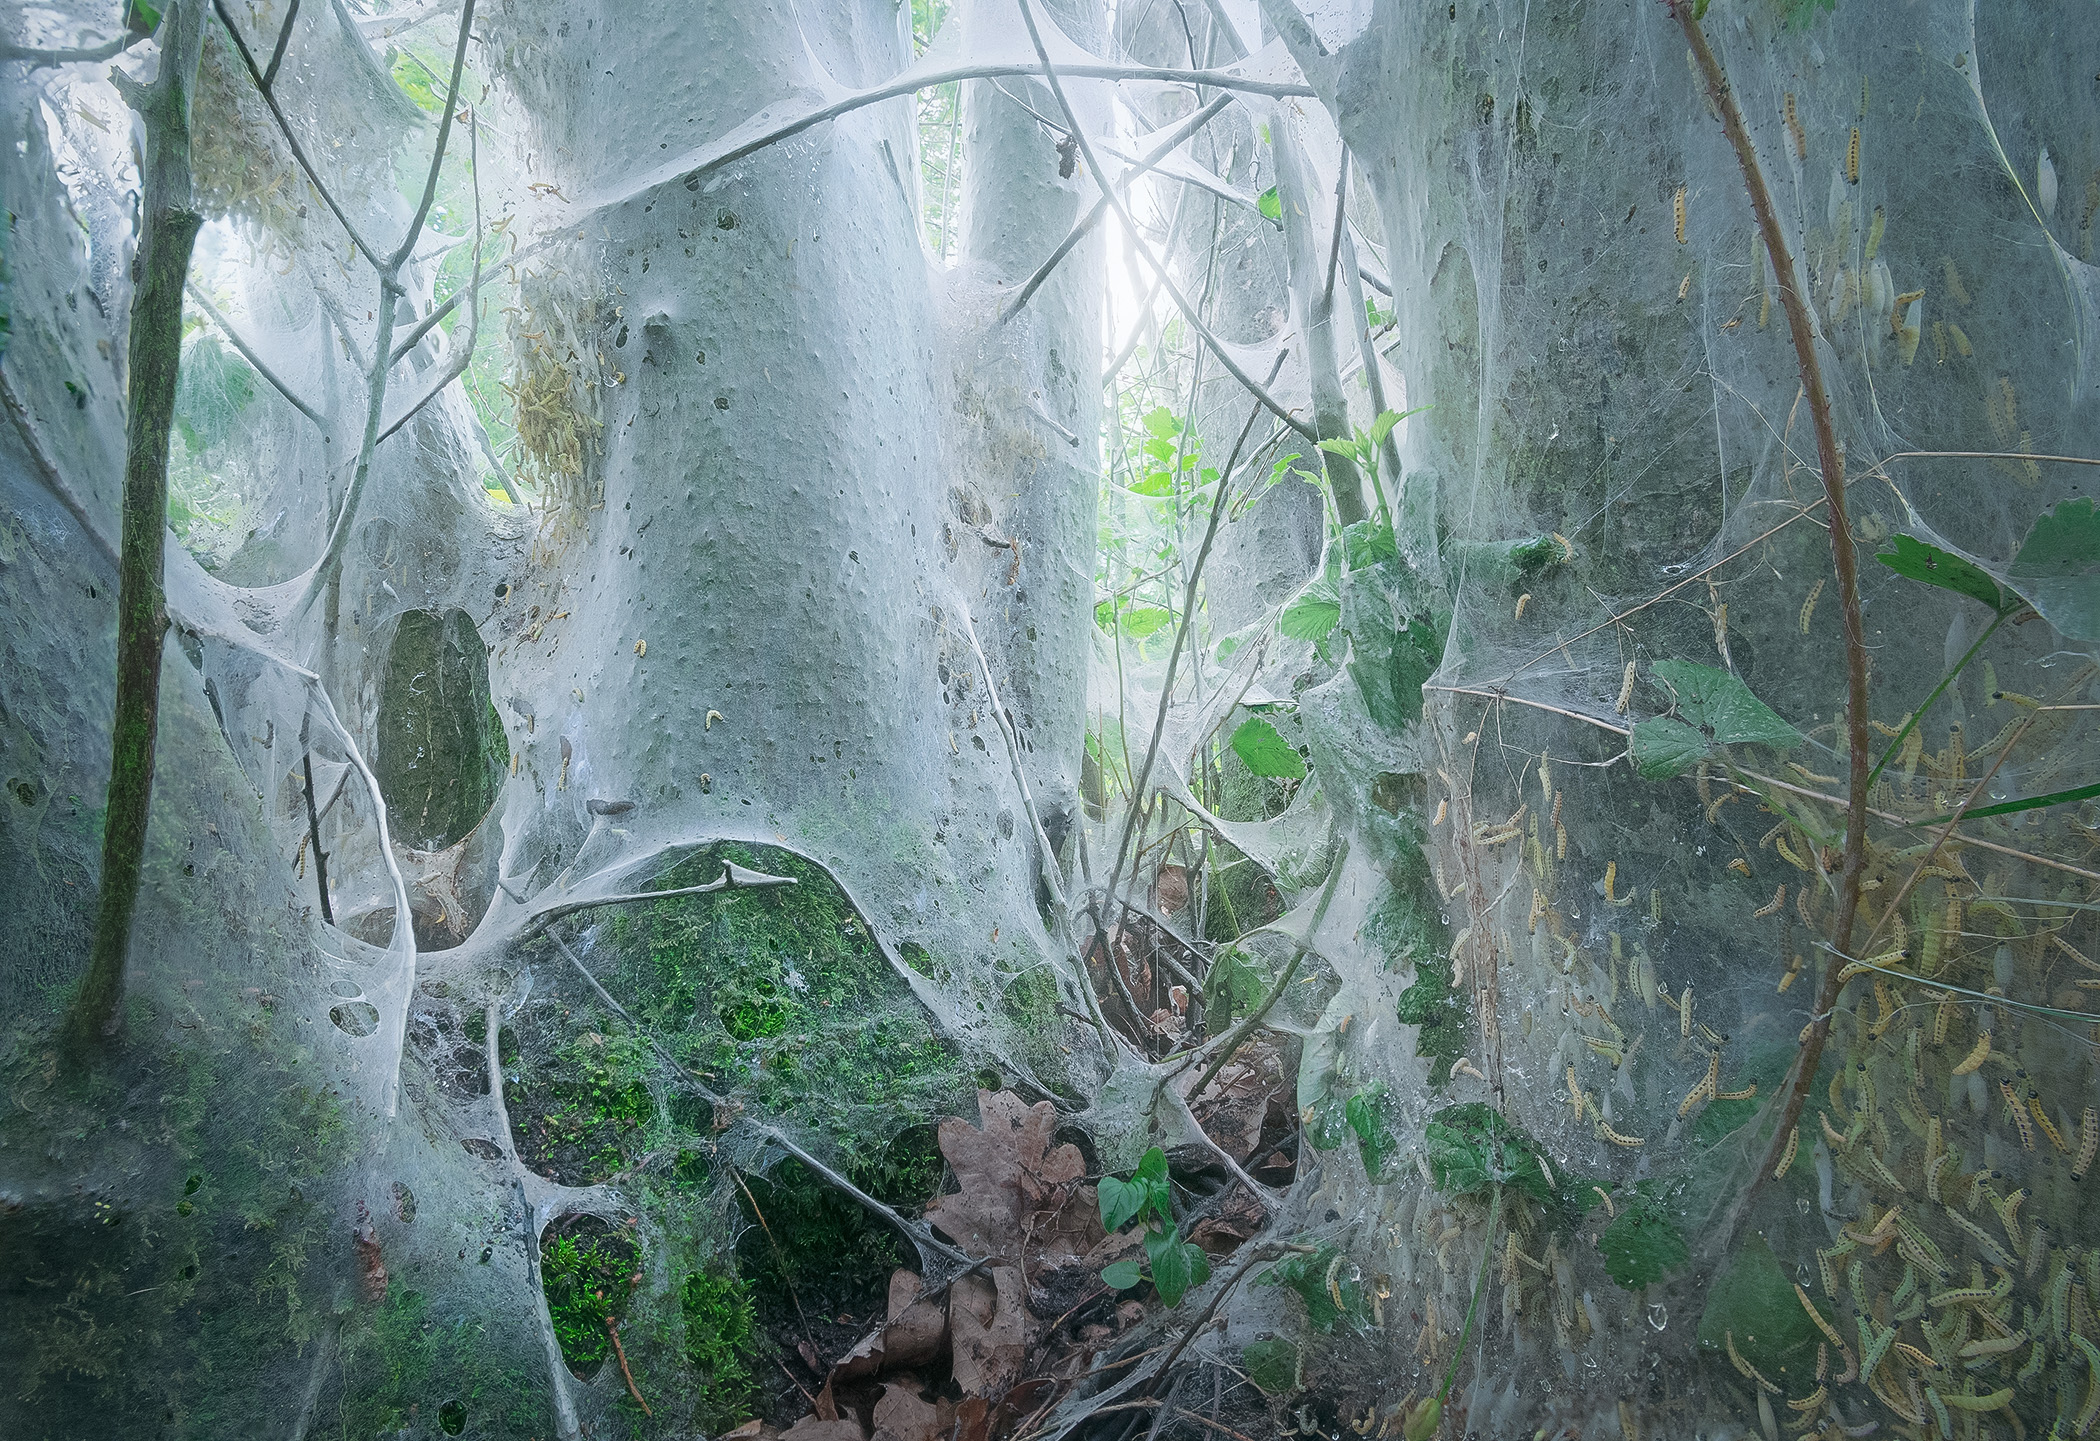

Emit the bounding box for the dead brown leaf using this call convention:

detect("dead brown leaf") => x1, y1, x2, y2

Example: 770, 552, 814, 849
871, 1385, 943, 1441
923, 1091, 1104, 1274
949, 1265, 1034, 1399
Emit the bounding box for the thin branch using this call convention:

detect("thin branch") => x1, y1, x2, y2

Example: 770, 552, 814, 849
1002, 94, 1233, 325
522, 863, 797, 937
1184, 833, 1346, 1104
0, 28, 145, 65
387, 0, 475, 272
1014, 0, 1315, 442
1319, 149, 1347, 313
377, 114, 485, 444
1088, 353, 1287, 980
211, 0, 378, 265
958, 608, 1116, 1048
1676, 3, 1870, 1250
183, 279, 327, 431
583, 54, 1315, 222
261, 0, 300, 87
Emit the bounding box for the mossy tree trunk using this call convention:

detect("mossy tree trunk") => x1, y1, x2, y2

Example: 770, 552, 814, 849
67, 0, 208, 1049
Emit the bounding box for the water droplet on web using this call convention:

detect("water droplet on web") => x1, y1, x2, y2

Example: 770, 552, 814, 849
1647, 1302, 1668, 1332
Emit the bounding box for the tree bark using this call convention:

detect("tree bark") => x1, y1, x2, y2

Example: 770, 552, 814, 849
68, 0, 207, 1048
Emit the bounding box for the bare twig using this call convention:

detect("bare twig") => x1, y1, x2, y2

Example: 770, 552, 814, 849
957, 607, 1118, 1047
1002, 94, 1233, 324
211, 0, 378, 263
1183, 833, 1345, 1105
604, 1316, 651, 1416
1014, 0, 1314, 442
290, 0, 477, 607
1086, 354, 1288, 987
0, 27, 145, 65
1676, 3, 1871, 1249
261, 0, 300, 86
183, 278, 327, 430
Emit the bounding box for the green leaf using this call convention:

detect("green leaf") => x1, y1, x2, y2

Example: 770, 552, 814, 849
1216, 636, 1241, 661
1097, 1175, 1147, 1234
1367, 407, 1422, 447
1100, 1259, 1143, 1290
1597, 1197, 1689, 1289
1120, 606, 1172, 640
1141, 436, 1177, 463
1349, 605, 1443, 731
1343, 520, 1397, 570
1129, 469, 1175, 497
126, 0, 163, 35
1280, 578, 1342, 641
1141, 406, 1179, 440
1135, 1146, 1169, 1184
1255, 1244, 1362, 1333
2008, 498, 2100, 640
1344, 1084, 1401, 1180
1317, 438, 1359, 460
1231, 717, 1306, 780
1876, 534, 2011, 612
1697, 1233, 1820, 1384
1630, 716, 1710, 780
1423, 1103, 1554, 1204
1241, 1339, 1299, 1395
1304, 1093, 1354, 1152
1257, 186, 1282, 222
1650, 660, 1802, 749
1144, 1227, 1209, 1306
1913, 779, 2100, 827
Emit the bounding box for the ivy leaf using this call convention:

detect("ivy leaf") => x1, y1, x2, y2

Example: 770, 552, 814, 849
1144, 1227, 1209, 1306
1280, 577, 1342, 641
2008, 498, 2100, 641
1630, 716, 1711, 779
1650, 660, 1802, 750
1100, 1258, 1143, 1290
1231, 717, 1306, 780
1875, 534, 2011, 612
1257, 186, 1282, 223
1597, 1197, 1689, 1289
1097, 1175, 1147, 1233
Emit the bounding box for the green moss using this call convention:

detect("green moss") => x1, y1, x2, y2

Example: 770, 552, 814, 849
733, 1126, 944, 1321
681, 1267, 764, 1433
539, 1216, 642, 1380
334, 1289, 547, 1439
597, 842, 966, 1167
373, 608, 504, 852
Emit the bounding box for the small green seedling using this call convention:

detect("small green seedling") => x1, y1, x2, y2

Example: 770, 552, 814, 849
1096, 1147, 1211, 1305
